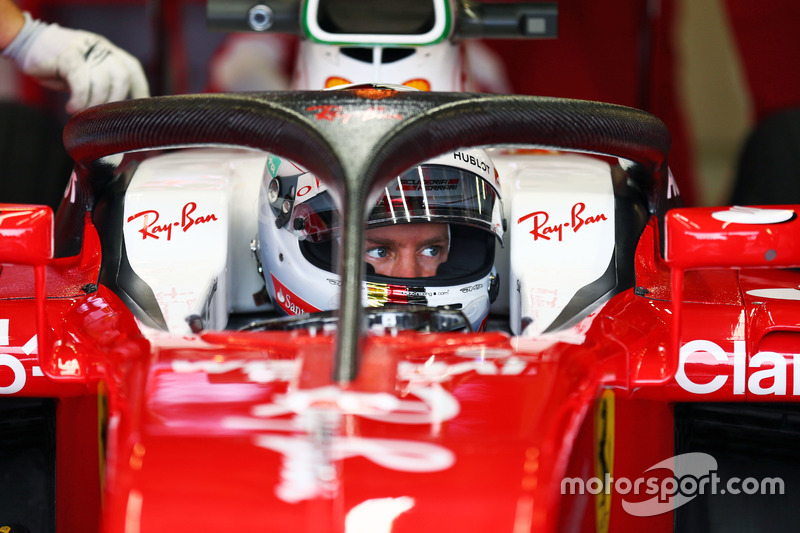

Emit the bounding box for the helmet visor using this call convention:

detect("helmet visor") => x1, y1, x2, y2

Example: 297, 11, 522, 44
291, 165, 503, 244
370, 165, 501, 238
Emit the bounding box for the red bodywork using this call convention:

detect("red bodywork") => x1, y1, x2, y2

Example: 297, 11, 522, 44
3, 199, 800, 532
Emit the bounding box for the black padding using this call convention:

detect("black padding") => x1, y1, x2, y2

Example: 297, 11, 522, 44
729, 107, 800, 205
0, 398, 56, 533
432, 225, 494, 281
91, 158, 168, 330
0, 102, 72, 210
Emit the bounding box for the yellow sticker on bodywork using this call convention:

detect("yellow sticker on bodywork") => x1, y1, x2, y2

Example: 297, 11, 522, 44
595, 389, 615, 533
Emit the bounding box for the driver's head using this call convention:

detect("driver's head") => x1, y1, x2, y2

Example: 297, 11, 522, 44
257, 147, 504, 330
365, 222, 450, 278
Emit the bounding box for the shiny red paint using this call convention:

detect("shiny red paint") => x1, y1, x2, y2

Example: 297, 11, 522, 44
96, 329, 625, 533
0, 204, 54, 367
3, 204, 800, 532
665, 206, 800, 270
0, 203, 53, 266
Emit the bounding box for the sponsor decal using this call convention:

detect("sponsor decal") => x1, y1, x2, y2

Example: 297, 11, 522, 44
173, 358, 301, 383
460, 283, 484, 294
677, 339, 800, 396
711, 206, 794, 225
307, 104, 343, 121
398, 355, 528, 388
295, 184, 317, 198
595, 390, 614, 533
266, 154, 282, 178
177, 344, 531, 503
346, 498, 415, 533
0, 353, 26, 394
396, 178, 459, 192
366, 282, 428, 307
452, 151, 491, 175
518, 202, 608, 242
306, 105, 403, 123
271, 274, 321, 315
746, 286, 800, 300
126, 201, 219, 241
0, 319, 42, 394
234, 387, 456, 503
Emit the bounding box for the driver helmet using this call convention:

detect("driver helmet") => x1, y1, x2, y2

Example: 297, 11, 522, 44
256, 147, 504, 331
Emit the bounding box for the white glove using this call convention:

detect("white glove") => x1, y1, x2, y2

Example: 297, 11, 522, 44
3, 12, 149, 113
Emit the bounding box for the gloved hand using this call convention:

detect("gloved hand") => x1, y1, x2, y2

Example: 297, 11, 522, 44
2, 12, 149, 113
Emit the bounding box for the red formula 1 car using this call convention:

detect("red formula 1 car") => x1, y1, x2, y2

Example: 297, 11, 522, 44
2, 83, 800, 533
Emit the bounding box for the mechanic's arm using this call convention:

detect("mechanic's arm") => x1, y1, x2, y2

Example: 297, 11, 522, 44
0, 0, 149, 113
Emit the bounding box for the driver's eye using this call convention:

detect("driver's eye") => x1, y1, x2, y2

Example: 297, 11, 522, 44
366, 247, 389, 259
420, 245, 441, 257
